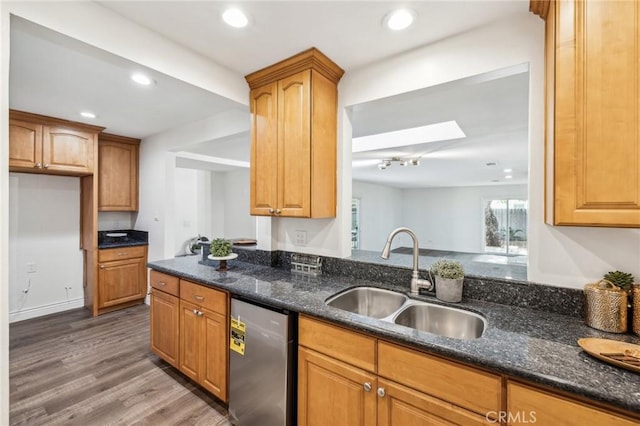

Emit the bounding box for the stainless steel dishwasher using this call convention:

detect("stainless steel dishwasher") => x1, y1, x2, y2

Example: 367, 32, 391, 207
228, 297, 296, 426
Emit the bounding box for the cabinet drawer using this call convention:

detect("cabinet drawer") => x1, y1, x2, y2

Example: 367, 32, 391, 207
180, 280, 227, 315
378, 341, 501, 416
299, 315, 376, 372
507, 382, 638, 426
149, 270, 179, 297
99, 245, 146, 262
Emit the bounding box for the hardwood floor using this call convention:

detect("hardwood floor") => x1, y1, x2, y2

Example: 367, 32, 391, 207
10, 304, 231, 426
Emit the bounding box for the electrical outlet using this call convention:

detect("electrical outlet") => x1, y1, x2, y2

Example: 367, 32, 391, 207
295, 230, 307, 246
27, 263, 36, 273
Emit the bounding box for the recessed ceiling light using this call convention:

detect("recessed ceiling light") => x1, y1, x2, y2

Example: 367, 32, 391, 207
491, 179, 500, 182
80, 111, 96, 119
486, 162, 497, 166
504, 168, 513, 173
505, 175, 513, 179
223, 8, 248, 28
131, 73, 153, 86
384, 9, 416, 31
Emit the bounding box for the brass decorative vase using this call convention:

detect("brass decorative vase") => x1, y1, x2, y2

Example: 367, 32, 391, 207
584, 280, 628, 333
633, 285, 640, 336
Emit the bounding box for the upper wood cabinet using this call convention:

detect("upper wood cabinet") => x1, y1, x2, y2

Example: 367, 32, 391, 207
98, 133, 140, 211
245, 48, 344, 218
535, 0, 640, 227
9, 110, 103, 176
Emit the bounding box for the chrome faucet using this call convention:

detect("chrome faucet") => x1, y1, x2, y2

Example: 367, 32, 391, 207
381, 227, 433, 295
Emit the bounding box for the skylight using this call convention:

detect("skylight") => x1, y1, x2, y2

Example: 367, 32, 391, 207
352, 120, 466, 153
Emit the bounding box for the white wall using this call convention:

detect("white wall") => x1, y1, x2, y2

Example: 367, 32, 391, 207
403, 185, 527, 253
337, 13, 640, 288
352, 180, 403, 251
1, 3, 10, 419
137, 111, 250, 262
222, 169, 254, 239
8, 174, 84, 322
173, 168, 212, 256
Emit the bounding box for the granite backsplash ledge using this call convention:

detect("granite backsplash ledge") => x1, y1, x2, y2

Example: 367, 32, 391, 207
200, 245, 584, 318
98, 229, 149, 248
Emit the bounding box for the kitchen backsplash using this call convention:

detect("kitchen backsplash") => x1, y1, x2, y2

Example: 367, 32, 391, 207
199, 245, 584, 318
98, 211, 135, 231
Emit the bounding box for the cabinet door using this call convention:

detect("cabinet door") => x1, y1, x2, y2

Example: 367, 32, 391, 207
298, 347, 376, 426
250, 82, 279, 215
97, 257, 146, 308
98, 140, 138, 211
150, 290, 180, 367
200, 308, 228, 402
378, 378, 494, 426
9, 119, 42, 169
277, 70, 311, 217
507, 382, 638, 426
43, 125, 95, 174
554, 0, 640, 226
179, 300, 201, 382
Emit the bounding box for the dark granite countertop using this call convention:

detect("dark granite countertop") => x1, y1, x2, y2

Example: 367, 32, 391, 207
98, 230, 148, 249
147, 255, 640, 415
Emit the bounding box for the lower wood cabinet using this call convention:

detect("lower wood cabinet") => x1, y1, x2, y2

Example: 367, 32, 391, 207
298, 315, 496, 426
97, 245, 147, 311
507, 381, 638, 426
149, 270, 229, 403
149, 271, 180, 368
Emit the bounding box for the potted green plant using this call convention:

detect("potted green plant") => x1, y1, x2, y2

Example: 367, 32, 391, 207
430, 259, 465, 303
584, 270, 635, 333
210, 238, 233, 257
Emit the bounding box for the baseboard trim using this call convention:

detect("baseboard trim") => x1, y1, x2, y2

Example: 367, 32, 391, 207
9, 298, 85, 323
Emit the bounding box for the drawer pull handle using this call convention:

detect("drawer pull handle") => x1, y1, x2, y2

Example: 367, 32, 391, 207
363, 382, 372, 392
118, 252, 128, 256
194, 295, 204, 301
377, 387, 386, 398
158, 282, 166, 286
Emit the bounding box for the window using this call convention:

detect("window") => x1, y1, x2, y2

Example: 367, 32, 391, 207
484, 199, 528, 256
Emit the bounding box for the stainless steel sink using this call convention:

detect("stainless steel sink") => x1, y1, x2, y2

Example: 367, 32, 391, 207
393, 303, 485, 340
326, 287, 408, 319
326, 286, 486, 340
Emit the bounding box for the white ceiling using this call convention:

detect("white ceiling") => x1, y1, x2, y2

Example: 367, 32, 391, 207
9, 2, 531, 186
351, 66, 530, 188
98, 1, 527, 75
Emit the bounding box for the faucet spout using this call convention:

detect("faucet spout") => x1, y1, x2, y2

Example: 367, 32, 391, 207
380, 227, 433, 295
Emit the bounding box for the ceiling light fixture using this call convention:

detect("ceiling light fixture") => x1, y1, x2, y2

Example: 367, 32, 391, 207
80, 111, 96, 119
384, 8, 416, 31
223, 8, 248, 28
378, 157, 420, 170
131, 72, 153, 86
503, 168, 513, 173
505, 175, 513, 179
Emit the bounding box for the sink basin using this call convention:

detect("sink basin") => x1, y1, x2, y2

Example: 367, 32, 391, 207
326, 287, 408, 319
393, 303, 485, 340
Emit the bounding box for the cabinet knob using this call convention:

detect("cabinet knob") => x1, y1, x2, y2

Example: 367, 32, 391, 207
275, 209, 281, 214
197, 310, 204, 317
269, 208, 274, 214
99, 265, 105, 269
43, 164, 49, 169
34, 163, 42, 168
363, 382, 372, 392
377, 387, 386, 398
193, 308, 198, 315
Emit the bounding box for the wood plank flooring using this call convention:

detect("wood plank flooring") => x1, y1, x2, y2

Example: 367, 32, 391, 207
10, 304, 231, 426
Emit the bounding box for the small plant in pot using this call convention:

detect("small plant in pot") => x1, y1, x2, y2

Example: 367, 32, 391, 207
584, 270, 635, 333
430, 259, 465, 303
